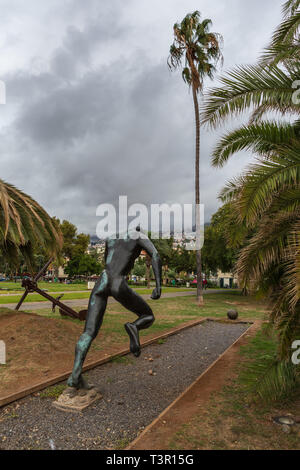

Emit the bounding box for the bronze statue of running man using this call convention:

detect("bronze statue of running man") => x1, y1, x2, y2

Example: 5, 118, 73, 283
67, 227, 162, 389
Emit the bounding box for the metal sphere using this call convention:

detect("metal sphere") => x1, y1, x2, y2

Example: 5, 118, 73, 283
227, 309, 238, 320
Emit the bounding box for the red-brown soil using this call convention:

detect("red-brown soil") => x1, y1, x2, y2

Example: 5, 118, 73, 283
0, 310, 129, 401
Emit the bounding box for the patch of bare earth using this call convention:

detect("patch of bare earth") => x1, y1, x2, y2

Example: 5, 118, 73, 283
0, 310, 127, 399
0, 308, 202, 402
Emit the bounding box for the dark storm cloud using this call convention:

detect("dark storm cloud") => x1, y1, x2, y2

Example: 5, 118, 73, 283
50, 12, 128, 79
16, 69, 119, 144
0, 0, 283, 234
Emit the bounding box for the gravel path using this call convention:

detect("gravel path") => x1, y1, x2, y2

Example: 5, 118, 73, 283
0, 320, 249, 450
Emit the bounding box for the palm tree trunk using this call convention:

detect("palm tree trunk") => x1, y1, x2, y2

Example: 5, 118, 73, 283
192, 84, 204, 306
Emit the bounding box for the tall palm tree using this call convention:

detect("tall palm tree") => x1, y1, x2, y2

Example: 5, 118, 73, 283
0, 179, 62, 270
168, 11, 223, 305
201, 0, 300, 365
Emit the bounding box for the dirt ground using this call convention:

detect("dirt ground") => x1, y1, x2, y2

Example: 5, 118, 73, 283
166, 365, 300, 450
0, 305, 204, 403
0, 309, 135, 400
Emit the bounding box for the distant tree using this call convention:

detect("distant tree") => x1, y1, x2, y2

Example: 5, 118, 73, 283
77, 254, 102, 276
64, 258, 78, 277
64, 254, 102, 277
151, 237, 174, 268
167, 269, 177, 280
145, 253, 151, 288
150, 237, 174, 283
202, 205, 238, 275
132, 259, 146, 278
58, 219, 77, 258
169, 246, 196, 275
72, 233, 90, 258
56, 219, 90, 259
88, 246, 105, 265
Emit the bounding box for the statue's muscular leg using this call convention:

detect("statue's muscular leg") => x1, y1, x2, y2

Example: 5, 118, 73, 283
67, 272, 108, 389
111, 278, 154, 357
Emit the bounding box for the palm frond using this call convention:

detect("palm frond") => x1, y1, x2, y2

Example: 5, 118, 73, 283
261, 42, 300, 66
239, 150, 300, 224
256, 360, 299, 402
201, 64, 299, 128
261, 10, 300, 65
235, 209, 300, 284
0, 179, 62, 268
212, 121, 298, 167
270, 11, 300, 46
273, 218, 300, 322
282, 0, 300, 18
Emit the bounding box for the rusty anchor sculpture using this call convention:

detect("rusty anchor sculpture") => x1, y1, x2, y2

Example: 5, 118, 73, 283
15, 258, 87, 321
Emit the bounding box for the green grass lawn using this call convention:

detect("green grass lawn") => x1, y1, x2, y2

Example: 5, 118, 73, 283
0, 286, 194, 304
0, 280, 196, 294
168, 326, 300, 450
0, 291, 92, 304
0, 281, 89, 293
11, 291, 268, 367
25, 291, 269, 325
152, 291, 269, 321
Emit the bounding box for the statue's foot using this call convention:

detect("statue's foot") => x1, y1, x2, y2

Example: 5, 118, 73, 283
124, 322, 141, 357
54, 382, 102, 411
67, 374, 93, 390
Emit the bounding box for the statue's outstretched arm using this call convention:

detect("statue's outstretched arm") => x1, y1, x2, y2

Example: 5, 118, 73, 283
138, 237, 162, 299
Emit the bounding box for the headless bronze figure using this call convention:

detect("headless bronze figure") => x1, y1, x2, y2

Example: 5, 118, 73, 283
67, 228, 162, 389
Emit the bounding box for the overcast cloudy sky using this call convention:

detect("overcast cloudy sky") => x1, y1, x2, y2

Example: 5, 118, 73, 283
0, 0, 283, 235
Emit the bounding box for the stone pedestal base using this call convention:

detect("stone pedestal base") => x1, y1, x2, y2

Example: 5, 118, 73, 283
53, 386, 102, 412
